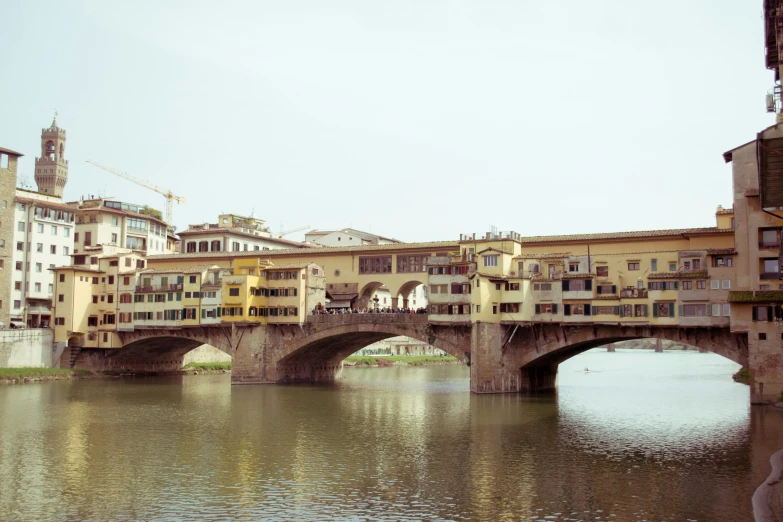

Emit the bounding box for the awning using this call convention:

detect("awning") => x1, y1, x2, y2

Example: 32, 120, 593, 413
326, 300, 352, 309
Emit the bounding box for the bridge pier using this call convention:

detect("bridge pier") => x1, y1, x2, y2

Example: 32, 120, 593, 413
470, 323, 523, 393
654, 338, 663, 352
606, 343, 615, 352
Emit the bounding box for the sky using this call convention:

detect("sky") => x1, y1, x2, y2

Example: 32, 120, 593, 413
0, 0, 773, 243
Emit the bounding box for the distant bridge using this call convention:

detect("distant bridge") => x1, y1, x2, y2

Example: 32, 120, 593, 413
71, 314, 747, 394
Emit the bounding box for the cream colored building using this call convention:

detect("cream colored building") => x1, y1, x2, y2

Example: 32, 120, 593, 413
179, 213, 307, 254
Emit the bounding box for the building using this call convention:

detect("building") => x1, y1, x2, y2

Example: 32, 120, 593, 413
12, 190, 76, 327
0, 147, 24, 326
68, 197, 173, 256
305, 228, 402, 247
33, 117, 68, 197
0, 120, 77, 328
178, 213, 308, 254
51, 255, 326, 353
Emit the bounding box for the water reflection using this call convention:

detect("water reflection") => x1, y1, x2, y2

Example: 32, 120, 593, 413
0, 352, 781, 521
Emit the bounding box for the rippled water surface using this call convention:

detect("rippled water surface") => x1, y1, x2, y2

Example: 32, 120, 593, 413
1, 349, 782, 521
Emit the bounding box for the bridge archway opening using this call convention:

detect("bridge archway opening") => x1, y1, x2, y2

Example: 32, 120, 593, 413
357, 281, 388, 310
396, 280, 426, 310
515, 333, 745, 393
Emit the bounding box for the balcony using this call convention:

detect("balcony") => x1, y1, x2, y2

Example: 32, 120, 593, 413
760, 272, 781, 280
135, 283, 183, 292
759, 242, 781, 250
619, 288, 648, 298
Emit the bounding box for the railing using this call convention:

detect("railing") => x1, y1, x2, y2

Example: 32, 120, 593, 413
307, 313, 429, 325
619, 289, 648, 298
760, 272, 780, 280
135, 284, 183, 292
759, 242, 781, 249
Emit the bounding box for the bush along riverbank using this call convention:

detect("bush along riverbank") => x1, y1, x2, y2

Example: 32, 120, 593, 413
343, 355, 459, 367
183, 362, 232, 374
0, 367, 94, 384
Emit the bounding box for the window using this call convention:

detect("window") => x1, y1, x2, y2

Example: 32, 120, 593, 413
16, 242, 23, 251
50, 245, 57, 254
681, 304, 707, 316
760, 333, 767, 340
63, 246, 69, 256
562, 279, 588, 291
569, 263, 579, 272
483, 255, 499, 267
534, 303, 558, 314
92, 295, 98, 304
59, 273, 65, 282
87, 316, 98, 327
753, 306, 770, 321
499, 303, 520, 313
651, 259, 658, 272
358, 256, 393, 274
648, 281, 677, 290
14, 281, 21, 290
533, 283, 552, 291
189, 275, 197, 283
127, 218, 146, 230
681, 281, 692, 290
17, 221, 24, 232
90, 257, 98, 265
710, 304, 720, 316
596, 266, 608, 277
229, 288, 240, 296
112, 217, 119, 226
713, 256, 733, 267
55, 317, 65, 326
103, 314, 115, 325
504, 282, 520, 291
35, 263, 42, 272
596, 284, 616, 295
722, 304, 730, 316
16, 262, 22, 271
655, 302, 674, 318
529, 264, 540, 274
721, 280, 731, 289
669, 263, 677, 271
397, 255, 427, 273
710, 280, 720, 290
111, 233, 118, 243
594, 306, 618, 315
64, 228, 70, 237
51, 225, 57, 235
627, 262, 640, 271
36, 243, 43, 252
13, 300, 20, 309
693, 259, 701, 270
34, 283, 41, 292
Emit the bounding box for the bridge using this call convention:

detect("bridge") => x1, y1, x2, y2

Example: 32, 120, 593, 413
71, 314, 746, 394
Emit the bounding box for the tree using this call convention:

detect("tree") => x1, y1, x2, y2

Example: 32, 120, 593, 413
139, 205, 163, 221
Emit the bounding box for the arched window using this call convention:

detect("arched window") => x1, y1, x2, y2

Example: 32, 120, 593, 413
44, 141, 55, 160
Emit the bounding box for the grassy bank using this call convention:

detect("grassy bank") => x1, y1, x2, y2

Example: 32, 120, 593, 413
344, 355, 459, 367
0, 367, 92, 383
183, 362, 232, 371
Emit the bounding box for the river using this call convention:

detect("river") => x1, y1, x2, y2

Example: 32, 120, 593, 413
1, 349, 781, 521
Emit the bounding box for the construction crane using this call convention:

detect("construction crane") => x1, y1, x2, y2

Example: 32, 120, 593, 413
86, 160, 186, 225
279, 225, 310, 238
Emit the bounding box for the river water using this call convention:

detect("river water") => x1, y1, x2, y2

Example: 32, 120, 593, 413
1, 349, 781, 521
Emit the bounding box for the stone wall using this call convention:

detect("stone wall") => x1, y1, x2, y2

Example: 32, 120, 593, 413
0, 328, 54, 367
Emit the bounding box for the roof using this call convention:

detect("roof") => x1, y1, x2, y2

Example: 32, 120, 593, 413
715, 208, 734, 215
514, 252, 571, 260
476, 247, 509, 255
563, 273, 595, 279
147, 240, 460, 261
136, 264, 218, 275
266, 262, 319, 270
0, 147, 23, 157
723, 122, 783, 162
706, 248, 736, 255
75, 205, 168, 226
48, 266, 105, 273
464, 227, 729, 245
648, 270, 708, 280
177, 226, 307, 247
15, 196, 74, 212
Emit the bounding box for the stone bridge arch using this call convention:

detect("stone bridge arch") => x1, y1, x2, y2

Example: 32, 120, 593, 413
482, 323, 749, 394
72, 326, 256, 373
257, 315, 471, 384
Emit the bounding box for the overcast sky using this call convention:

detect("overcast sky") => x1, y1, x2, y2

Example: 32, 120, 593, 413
0, 1, 772, 243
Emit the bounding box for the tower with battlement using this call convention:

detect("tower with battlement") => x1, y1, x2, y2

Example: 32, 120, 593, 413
34, 116, 68, 197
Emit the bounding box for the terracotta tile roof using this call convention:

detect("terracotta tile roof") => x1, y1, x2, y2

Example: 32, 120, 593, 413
136, 264, 218, 275
513, 228, 727, 243
49, 266, 105, 273
147, 240, 460, 261
563, 273, 595, 279
15, 196, 75, 212
715, 208, 734, 215
648, 270, 708, 280
593, 295, 620, 300
514, 252, 570, 260
76, 206, 168, 226
476, 247, 510, 255
745, 188, 760, 197
706, 248, 736, 255
266, 262, 319, 270
177, 227, 308, 247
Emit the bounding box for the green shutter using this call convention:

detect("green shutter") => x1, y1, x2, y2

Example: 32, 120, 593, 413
643, 304, 648, 317
648, 282, 652, 290
614, 306, 619, 315
678, 304, 683, 316
552, 304, 558, 314
669, 303, 675, 317
564, 304, 571, 316
653, 304, 658, 318
674, 282, 679, 290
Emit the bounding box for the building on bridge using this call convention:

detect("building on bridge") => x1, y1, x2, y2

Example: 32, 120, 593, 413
178, 213, 308, 254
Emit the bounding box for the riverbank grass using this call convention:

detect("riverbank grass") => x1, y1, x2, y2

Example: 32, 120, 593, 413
344, 355, 458, 366
183, 362, 232, 371
0, 368, 92, 380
